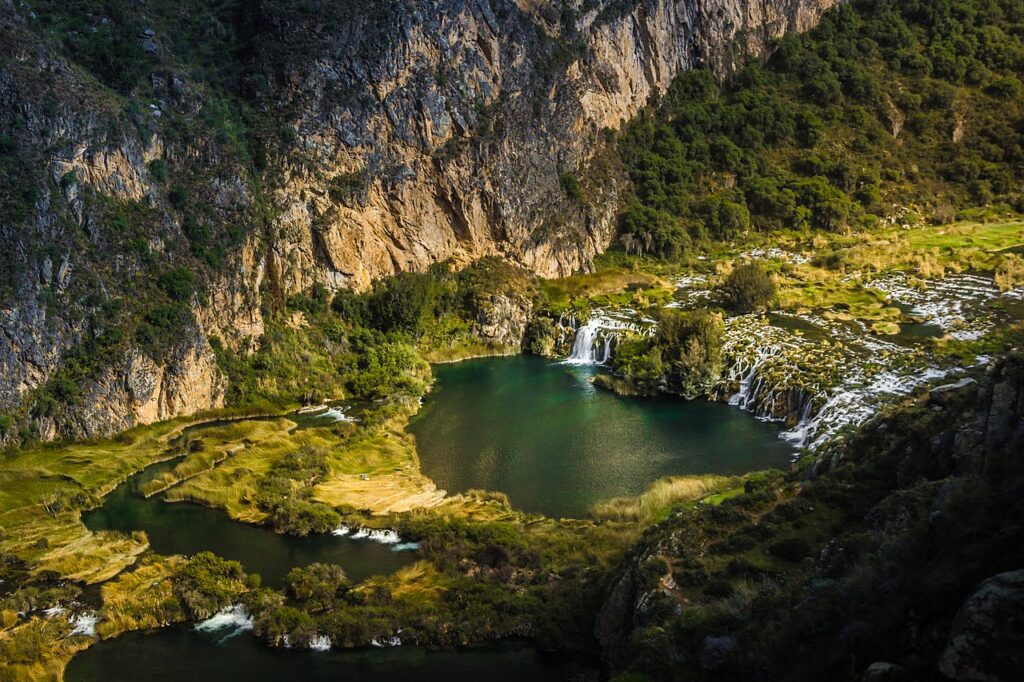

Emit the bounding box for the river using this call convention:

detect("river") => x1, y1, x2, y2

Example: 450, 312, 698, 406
69, 356, 792, 679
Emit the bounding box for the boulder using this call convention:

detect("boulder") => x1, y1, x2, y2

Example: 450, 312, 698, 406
862, 662, 907, 681
929, 378, 979, 407
939, 570, 1024, 681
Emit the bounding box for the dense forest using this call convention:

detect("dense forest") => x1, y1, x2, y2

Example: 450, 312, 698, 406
616, 0, 1024, 258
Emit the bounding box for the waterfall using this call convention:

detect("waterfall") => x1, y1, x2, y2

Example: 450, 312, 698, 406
566, 318, 602, 364
727, 345, 783, 415
565, 310, 655, 365
601, 334, 615, 364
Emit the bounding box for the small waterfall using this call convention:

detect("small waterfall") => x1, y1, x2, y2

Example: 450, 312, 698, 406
727, 345, 782, 414
566, 318, 602, 364
725, 343, 821, 436
565, 310, 655, 365
601, 334, 615, 364
557, 312, 579, 346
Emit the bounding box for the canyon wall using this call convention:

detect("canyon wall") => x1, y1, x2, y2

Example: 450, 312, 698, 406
0, 0, 837, 440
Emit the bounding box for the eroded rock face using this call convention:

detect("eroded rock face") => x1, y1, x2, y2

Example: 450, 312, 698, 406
265, 0, 840, 289
939, 570, 1024, 682
0, 0, 837, 440
41, 337, 227, 441
473, 293, 533, 347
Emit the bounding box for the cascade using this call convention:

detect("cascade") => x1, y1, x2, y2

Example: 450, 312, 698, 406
566, 318, 602, 364
727, 345, 784, 416
564, 311, 650, 365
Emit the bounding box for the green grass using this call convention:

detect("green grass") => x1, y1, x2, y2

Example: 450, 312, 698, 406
540, 267, 667, 311
907, 220, 1024, 253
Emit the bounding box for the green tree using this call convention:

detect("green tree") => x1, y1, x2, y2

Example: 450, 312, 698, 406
720, 261, 777, 313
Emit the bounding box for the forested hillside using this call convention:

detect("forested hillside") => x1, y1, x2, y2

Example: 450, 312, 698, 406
616, 0, 1024, 258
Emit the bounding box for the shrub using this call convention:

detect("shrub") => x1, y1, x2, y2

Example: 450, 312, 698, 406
148, 159, 168, 183
286, 563, 349, 609
719, 260, 776, 313
157, 267, 196, 300
766, 537, 812, 562
168, 185, 187, 209
656, 309, 725, 398
174, 552, 248, 620
271, 500, 341, 536
559, 172, 583, 201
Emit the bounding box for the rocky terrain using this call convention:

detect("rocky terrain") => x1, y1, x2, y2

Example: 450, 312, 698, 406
0, 0, 836, 442
594, 354, 1024, 680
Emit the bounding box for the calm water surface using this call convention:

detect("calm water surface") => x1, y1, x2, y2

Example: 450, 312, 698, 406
410, 356, 794, 517
74, 355, 789, 677
82, 459, 415, 587
66, 628, 593, 682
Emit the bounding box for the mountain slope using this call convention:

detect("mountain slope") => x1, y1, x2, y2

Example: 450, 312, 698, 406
0, 0, 836, 442
615, 0, 1024, 257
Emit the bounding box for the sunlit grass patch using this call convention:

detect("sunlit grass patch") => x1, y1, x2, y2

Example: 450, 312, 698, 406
591, 475, 735, 524
314, 425, 445, 514
541, 267, 666, 310
97, 555, 187, 638
0, 614, 90, 682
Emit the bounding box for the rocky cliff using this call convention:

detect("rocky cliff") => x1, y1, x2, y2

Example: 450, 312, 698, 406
0, 0, 836, 441
595, 356, 1024, 680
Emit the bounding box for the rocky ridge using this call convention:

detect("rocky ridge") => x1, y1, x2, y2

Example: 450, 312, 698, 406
594, 354, 1024, 680
0, 0, 836, 441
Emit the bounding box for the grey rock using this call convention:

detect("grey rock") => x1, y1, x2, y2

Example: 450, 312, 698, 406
862, 662, 906, 681
939, 570, 1024, 681
700, 634, 737, 671
930, 378, 979, 406
985, 377, 1022, 452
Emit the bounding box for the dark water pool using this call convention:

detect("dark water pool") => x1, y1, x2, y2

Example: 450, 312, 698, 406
409, 356, 794, 518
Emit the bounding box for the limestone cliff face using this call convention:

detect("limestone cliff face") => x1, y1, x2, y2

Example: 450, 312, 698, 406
0, 0, 836, 440
264, 0, 839, 289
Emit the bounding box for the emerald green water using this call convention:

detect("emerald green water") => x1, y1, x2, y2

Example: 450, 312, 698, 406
71, 355, 790, 679
82, 460, 415, 587
409, 356, 794, 518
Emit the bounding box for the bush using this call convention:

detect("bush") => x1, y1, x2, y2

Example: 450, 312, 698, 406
766, 537, 812, 562
719, 261, 776, 313
655, 309, 724, 398
148, 159, 168, 183
618, 204, 690, 259
157, 267, 196, 300
174, 552, 248, 620
559, 172, 583, 201
286, 563, 349, 609
271, 500, 341, 536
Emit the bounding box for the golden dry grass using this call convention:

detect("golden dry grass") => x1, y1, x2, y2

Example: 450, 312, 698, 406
313, 426, 446, 514
0, 615, 91, 682
591, 475, 735, 523
97, 556, 187, 638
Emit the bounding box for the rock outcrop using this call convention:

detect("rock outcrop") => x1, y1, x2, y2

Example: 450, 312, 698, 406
0, 0, 837, 440
939, 570, 1024, 682
594, 354, 1024, 677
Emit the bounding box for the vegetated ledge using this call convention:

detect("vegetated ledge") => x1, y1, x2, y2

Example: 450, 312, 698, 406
594, 354, 1024, 681
0, 353, 783, 681
421, 341, 521, 365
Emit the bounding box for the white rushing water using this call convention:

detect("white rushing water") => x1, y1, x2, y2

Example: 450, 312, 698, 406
195, 605, 253, 642
370, 633, 403, 647
42, 605, 98, 637
308, 634, 332, 652
316, 406, 354, 423
332, 525, 419, 551
565, 310, 654, 365
70, 612, 98, 637
558, 269, 1015, 452
868, 272, 1024, 341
